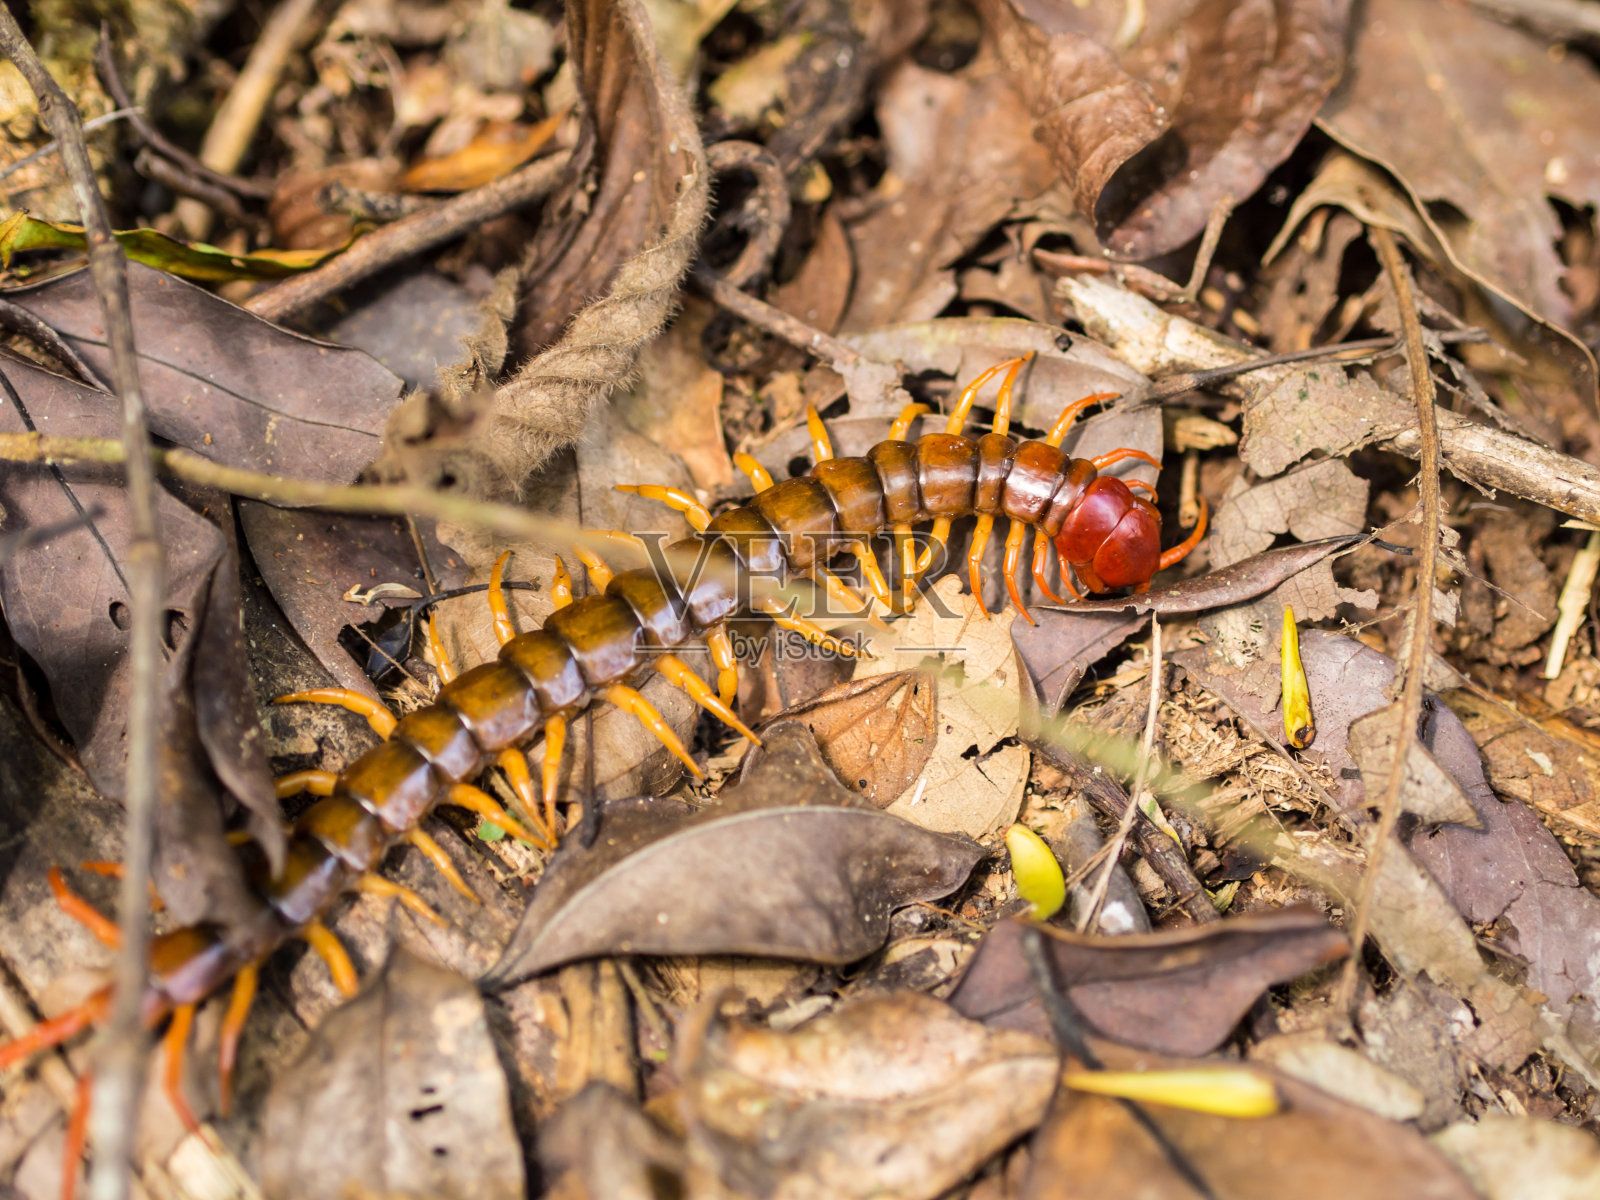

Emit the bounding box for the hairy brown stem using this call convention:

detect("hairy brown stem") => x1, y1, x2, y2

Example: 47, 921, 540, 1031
0, 12, 164, 1200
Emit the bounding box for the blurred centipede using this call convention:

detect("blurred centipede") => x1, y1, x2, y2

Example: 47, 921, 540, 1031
0, 353, 1205, 1198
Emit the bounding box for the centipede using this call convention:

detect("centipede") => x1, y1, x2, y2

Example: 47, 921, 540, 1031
0, 354, 1205, 1198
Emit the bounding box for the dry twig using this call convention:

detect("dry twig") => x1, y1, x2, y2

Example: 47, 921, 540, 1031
0, 12, 164, 1200
1333, 227, 1444, 1017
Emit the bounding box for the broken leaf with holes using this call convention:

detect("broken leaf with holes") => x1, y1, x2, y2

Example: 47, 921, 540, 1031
1025, 1042, 1478, 1200
782, 672, 939, 808
484, 723, 981, 985
681, 993, 1058, 1200
948, 909, 1347, 1056
260, 950, 522, 1200
841, 575, 1028, 839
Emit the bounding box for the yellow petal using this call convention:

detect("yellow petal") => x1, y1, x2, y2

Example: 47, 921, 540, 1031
1006, 823, 1066, 921
1063, 1066, 1281, 1117
1281, 605, 1315, 749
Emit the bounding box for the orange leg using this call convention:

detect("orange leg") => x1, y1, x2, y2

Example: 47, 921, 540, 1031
272, 689, 396, 739
655, 652, 762, 745
496, 748, 553, 842
943, 355, 1029, 435
1158, 495, 1209, 572
734, 453, 775, 491
895, 523, 918, 611
806, 404, 835, 462
540, 716, 567, 836
888, 402, 930, 441
64, 1070, 92, 1200
488, 550, 516, 646
754, 597, 861, 658
49, 868, 120, 948
705, 627, 740, 706
1091, 447, 1162, 474
1044, 391, 1120, 448
447, 782, 552, 849
1002, 520, 1036, 626
274, 769, 337, 799
1125, 479, 1156, 498
218, 963, 257, 1117
968, 514, 996, 618
0, 987, 110, 1071
551, 556, 573, 609
602, 685, 702, 777
404, 830, 477, 902
425, 612, 457, 684
302, 921, 359, 997
851, 542, 893, 610
614, 484, 711, 531
1061, 564, 1085, 601
1030, 530, 1066, 604
161, 1003, 200, 1134
356, 874, 445, 925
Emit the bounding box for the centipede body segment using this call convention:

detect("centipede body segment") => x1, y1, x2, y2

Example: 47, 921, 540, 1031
0, 355, 1205, 1199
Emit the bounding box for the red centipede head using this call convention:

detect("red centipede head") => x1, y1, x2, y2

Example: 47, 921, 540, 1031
1054, 477, 1162, 592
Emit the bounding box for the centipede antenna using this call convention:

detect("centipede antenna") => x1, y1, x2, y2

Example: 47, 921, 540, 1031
161, 1003, 200, 1134
403, 829, 477, 902
968, 514, 996, 618
1158, 495, 1209, 572
274, 769, 337, 799
218, 964, 258, 1117
602, 684, 703, 777
272, 689, 397, 739
488, 551, 516, 646
733, 452, 775, 491
655, 652, 763, 746
806, 403, 835, 462
302, 921, 360, 997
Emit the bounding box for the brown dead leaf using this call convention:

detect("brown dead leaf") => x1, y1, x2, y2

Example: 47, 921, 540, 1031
484, 723, 982, 986
770, 207, 853, 336
1319, 0, 1600, 335
1432, 1114, 1600, 1200
400, 112, 563, 192
681, 993, 1058, 1200
782, 672, 938, 808
839, 56, 1056, 331
948, 909, 1347, 1056
260, 950, 522, 1200
540, 1084, 688, 1200
1348, 705, 1482, 828
1026, 1042, 1478, 1200
981, 0, 1353, 260
1449, 691, 1600, 842
853, 576, 1028, 839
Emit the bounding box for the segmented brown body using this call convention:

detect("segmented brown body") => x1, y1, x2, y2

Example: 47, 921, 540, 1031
128, 424, 1170, 1016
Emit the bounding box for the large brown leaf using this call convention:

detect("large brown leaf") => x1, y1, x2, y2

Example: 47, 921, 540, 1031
682, 993, 1058, 1200
981, 0, 1353, 259
484, 722, 982, 986
0, 353, 277, 921
948, 908, 1348, 1055
1318, 0, 1600, 334
259, 950, 522, 1200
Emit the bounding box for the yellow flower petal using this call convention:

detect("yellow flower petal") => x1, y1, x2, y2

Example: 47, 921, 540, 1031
1006, 823, 1065, 921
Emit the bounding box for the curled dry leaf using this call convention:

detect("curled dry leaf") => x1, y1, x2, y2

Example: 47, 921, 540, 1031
681, 993, 1058, 1200
259, 950, 522, 1200
980, 0, 1354, 259
484, 722, 982, 986
948, 908, 1348, 1056
1026, 1042, 1478, 1200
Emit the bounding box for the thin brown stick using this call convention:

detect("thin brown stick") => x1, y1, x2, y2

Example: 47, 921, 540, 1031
244, 151, 572, 324
0, 13, 164, 1200
1334, 227, 1444, 1017
691, 265, 864, 367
